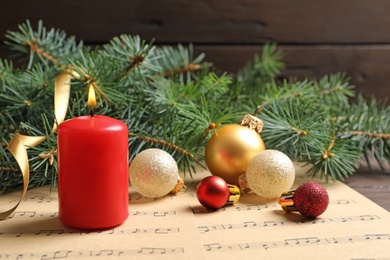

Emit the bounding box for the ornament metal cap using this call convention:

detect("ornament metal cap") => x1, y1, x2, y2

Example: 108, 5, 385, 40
239, 114, 264, 134
278, 190, 297, 212
226, 184, 241, 205
170, 176, 186, 195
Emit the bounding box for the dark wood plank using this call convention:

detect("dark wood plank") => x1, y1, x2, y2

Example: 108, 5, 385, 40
345, 171, 390, 211
1, 0, 390, 44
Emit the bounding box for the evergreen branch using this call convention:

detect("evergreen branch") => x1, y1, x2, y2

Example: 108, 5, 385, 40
129, 133, 195, 159
0, 167, 20, 172
153, 43, 208, 83
348, 130, 390, 140
261, 98, 330, 160
306, 136, 361, 182
163, 63, 201, 77
23, 38, 66, 69
322, 134, 336, 159
0, 59, 15, 85
5, 20, 85, 69
236, 42, 284, 89
103, 34, 159, 78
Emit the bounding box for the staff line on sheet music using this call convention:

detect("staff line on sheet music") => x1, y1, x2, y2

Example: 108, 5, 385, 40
197, 214, 381, 233
203, 233, 390, 252
0, 247, 185, 259
8, 210, 177, 219
0, 227, 180, 238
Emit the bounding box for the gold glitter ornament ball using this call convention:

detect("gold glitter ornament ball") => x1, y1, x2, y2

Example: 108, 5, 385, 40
205, 123, 265, 185
246, 149, 295, 199
129, 148, 179, 198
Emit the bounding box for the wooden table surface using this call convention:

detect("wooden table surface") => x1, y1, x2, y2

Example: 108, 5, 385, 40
344, 170, 390, 211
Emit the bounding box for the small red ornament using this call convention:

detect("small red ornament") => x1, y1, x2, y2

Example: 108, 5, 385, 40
278, 181, 329, 218
196, 176, 240, 210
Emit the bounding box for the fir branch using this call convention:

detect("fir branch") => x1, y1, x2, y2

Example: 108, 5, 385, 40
153, 43, 208, 83
261, 98, 330, 160
103, 34, 159, 78
0, 59, 15, 85
129, 133, 195, 159
306, 135, 361, 181
5, 20, 85, 69
23, 38, 66, 69
337, 95, 390, 169
348, 130, 390, 140
163, 63, 201, 77
236, 42, 284, 89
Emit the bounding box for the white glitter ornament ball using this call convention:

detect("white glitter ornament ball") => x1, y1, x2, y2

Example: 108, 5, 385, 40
246, 149, 295, 199
129, 148, 179, 198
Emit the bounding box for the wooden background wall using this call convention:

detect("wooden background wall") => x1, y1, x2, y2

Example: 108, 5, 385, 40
0, 0, 389, 100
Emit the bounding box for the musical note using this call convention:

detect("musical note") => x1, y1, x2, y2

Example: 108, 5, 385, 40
93, 250, 113, 256
238, 243, 250, 250
263, 221, 278, 227
137, 247, 166, 254
10, 211, 36, 218
35, 230, 64, 236
25, 195, 42, 203
222, 224, 233, 229
198, 226, 210, 233
155, 228, 180, 234
198, 214, 379, 234
204, 243, 222, 251
8, 211, 59, 219
335, 199, 356, 205
132, 211, 142, 216
202, 234, 389, 253
364, 234, 390, 240
0, 248, 185, 258
192, 204, 272, 213
359, 214, 379, 221
243, 221, 257, 227
130, 210, 176, 217
41, 250, 72, 259
246, 205, 261, 210
153, 211, 176, 217
0, 227, 180, 237
325, 238, 339, 244
131, 228, 140, 234
50, 212, 58, 217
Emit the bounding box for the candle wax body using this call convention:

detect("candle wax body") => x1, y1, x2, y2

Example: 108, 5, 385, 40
58, 115, 129, 229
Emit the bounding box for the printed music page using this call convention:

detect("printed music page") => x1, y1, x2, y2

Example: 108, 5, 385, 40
0, 164, 389, 259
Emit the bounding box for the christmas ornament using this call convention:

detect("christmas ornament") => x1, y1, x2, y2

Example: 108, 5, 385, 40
129, 148, 181, 198
196, 176, 240, 210
245, 149, 295, 199
205, 114, 266, 185
279, 182, 329, 218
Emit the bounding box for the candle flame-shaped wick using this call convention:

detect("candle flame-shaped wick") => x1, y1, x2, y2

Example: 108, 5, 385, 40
87, 84, 97, 114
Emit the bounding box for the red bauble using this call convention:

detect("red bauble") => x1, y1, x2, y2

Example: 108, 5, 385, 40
293, 182, 329, 218
196, 176, 230, 210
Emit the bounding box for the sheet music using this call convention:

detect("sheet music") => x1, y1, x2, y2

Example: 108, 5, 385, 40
1, 165, 389, 259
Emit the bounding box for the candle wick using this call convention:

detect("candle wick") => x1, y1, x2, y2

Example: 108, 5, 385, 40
90, 110, 95, 118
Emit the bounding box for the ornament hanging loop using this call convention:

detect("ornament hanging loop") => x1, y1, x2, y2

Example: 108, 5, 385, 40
239, 114, 264, 134
253, 105, 263, 117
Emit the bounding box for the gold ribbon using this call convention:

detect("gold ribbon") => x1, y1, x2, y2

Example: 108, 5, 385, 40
0, 71, 71, 220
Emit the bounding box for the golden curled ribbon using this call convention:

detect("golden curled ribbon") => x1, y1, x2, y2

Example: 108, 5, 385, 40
0, 71, 72, 220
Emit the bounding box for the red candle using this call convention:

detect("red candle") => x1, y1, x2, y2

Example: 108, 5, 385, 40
57, 115, 129, 229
